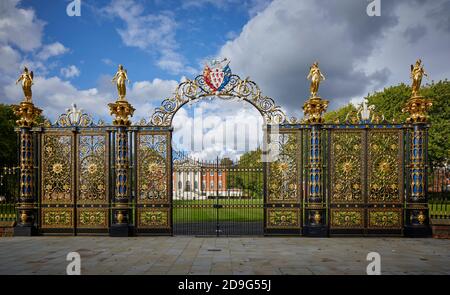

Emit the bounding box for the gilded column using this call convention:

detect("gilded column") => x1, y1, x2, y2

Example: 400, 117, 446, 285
109, 64, 135, 236
402, 59, 432, 237
12, 67, 42, 236
303, 61, 329, 236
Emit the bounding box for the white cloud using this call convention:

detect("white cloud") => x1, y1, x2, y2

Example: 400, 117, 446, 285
217, 0, 450, 118
37, 42, 69, 60
172, 99, 264, 160
60, 65, 80, 78
104, 0, 192, 75
101, 58, 114, 66
0, 45, 21, 76
3, 75, 179, 123
0, 0, 44, 51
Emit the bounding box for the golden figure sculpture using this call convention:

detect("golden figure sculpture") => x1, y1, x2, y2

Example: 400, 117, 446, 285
410, 59, 428, 97
112, 64, 130, 100
16, 66, 34, 102
307, 61, 325, 97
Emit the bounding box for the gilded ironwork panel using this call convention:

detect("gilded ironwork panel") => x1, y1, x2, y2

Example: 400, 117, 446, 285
41, 208, 73, 228
368, 209, 402, 229
368, 130, 402, 203
77, 208, 108, 228
266, 208, 300, 229
137, 133, 169, 204
138, 208, 170, 228
78, 134, 108, 204
330, 208, 364, 228
330, 131, 364, 203
42, 133, 73, 204
268, 132, 300, 203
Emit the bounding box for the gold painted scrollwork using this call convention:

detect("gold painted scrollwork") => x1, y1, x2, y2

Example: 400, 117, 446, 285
138, 208, 170, 228
330, 131, 364, 203
330, 209, 363, 228
266, 208, 300, 229
368, 131, 402, 203
42, 134, 73, 203
77, 209, 108, 228
78, 135, 107, 203
137, 134, 168, 203
368, 209, 402, 229
41, 208, 73, 228
268, 133, 300, 203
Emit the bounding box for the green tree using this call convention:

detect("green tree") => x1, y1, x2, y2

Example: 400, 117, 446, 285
0, 104, 19, 166
227, 149, 263, 199
324, 103, 356, 123
365, 80, 450, 164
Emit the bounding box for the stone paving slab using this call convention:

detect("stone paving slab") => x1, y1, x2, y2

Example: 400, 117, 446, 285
0, 237, 449, 275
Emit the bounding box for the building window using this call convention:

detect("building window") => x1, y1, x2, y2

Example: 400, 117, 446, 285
185, 180, 190, 192
218, 170, 222, 176
218, 180, 222, 189
194, 180, 198, 190
178, 181, 182, 190
202, 171, 206, 176
210, 170, 214, 176
202, 181, 206, 190
210, 180, 214, 189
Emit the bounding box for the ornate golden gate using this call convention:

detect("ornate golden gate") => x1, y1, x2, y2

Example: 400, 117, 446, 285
10, 60, 432, 237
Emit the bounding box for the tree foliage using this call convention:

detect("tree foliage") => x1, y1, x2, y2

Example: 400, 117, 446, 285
227, 149, 263, 199
365, 80, 450, 164
0, 104, 19, 166
324, 103, 356, 123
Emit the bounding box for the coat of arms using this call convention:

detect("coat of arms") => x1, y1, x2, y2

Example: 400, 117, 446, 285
203, 58, 231, 92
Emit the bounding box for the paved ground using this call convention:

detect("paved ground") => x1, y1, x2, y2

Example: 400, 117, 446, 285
0, 237, 449, 275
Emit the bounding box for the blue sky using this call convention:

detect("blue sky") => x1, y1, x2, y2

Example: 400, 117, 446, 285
1, 0, 450, 159
21, 0, 253, 88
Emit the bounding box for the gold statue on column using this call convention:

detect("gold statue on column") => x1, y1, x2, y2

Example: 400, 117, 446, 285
16, 66, 34, 102
403, 59, 432, 123
112, 64, 130, 100
109, 64, 135, 126
410, 59, 428, 97
12, 66, 42, 127
303, 61, 329, 123
307, 61, 325, 98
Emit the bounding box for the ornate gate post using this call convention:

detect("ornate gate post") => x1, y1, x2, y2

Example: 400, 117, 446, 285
403, 59, 432, 237
303, 61, 328, 236
12, 67, 42, 236
108, 64, 135, 236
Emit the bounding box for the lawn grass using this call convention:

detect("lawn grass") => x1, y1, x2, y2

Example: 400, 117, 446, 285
173, 199, 264, 223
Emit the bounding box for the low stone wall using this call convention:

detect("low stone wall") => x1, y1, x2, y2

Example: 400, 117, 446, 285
431, 218, 450, 239
0, 221, 16, 237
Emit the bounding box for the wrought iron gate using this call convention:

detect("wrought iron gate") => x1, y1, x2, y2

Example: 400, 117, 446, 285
11, 58, 432, 237
173, 154, 264, 236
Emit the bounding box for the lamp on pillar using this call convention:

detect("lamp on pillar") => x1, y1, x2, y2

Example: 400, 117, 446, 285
12, 67, 42, 236
108, 64, 135, 237
302, 61, 329, 237
402, 59, 432, 237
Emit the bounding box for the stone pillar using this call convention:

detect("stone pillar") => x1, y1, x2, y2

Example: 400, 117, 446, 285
12, 101, 42, 236
108, 100, 135, 236
302, 96, 328, 236
403, 95, 432, 237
